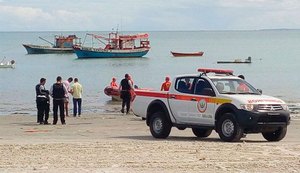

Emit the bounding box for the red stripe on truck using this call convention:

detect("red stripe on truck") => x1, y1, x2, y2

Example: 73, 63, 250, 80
135, 90, 231, 104
135, 90, 169, 98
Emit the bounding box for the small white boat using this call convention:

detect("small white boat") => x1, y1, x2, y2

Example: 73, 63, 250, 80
0, 60, 15, 68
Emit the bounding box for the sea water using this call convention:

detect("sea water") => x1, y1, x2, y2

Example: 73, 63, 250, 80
0, 30, 300, 115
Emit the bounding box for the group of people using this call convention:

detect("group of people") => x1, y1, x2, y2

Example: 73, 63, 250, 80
108, 73, 250, 115
160, 75, 248, 93
110, 74, 135, 114
35, 76, 83, 125
36, 73, 249, 124
109, 74, 171, 115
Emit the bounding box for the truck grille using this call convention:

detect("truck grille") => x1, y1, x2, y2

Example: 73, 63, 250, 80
257, 104, 283, 111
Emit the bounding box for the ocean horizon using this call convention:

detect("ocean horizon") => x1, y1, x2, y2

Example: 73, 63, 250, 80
1, 28, 300, 32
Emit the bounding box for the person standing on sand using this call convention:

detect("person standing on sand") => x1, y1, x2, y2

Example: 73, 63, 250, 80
45, 89, 50, 124
161, 76, 171, 91
50, 76, 68, 125
71, 78, 83, 117
35, 78, 50, 124
128, 74, 136, 101
63, 77, 73, 117
128, 74, 134, 87
119, 74, 133, 114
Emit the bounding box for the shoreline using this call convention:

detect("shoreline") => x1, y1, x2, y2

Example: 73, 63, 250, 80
2, 99, 300, 117
0, 113, 300, 172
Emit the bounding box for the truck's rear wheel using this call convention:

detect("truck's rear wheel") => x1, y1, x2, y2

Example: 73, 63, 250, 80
262, 126, 287, 141
216, 113, 244, 142
149, 112, 171, 139
192, 128, 212, 137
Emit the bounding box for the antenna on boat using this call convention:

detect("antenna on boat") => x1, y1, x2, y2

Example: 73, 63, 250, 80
120, 17, 123, 33
112, 25, 119, 34
1, 56, 5, 63
39, 37, 55, 46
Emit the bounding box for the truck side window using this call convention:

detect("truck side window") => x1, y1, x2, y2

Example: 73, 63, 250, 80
175, 77, 194, 94
194, 79, 214, 96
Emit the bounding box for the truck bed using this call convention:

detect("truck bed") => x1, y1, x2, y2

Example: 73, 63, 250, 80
132, 89, 169, 118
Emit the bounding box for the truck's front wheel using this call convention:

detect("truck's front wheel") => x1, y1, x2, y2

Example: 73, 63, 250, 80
149, 112, 171, 139
216, 113, 244, 142
262, 126, 287, 141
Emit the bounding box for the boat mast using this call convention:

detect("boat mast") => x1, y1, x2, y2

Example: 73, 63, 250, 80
38, 37, 55, 47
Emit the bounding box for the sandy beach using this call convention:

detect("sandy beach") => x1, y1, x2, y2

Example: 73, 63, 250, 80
0, 111, 299, 173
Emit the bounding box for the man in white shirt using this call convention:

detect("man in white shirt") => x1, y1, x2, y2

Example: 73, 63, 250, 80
63, 77, 73, 117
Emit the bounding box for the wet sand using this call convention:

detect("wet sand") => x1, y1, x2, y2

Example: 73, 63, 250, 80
0, 113, 299, 173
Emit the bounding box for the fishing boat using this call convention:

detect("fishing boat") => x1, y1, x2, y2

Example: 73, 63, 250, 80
217, 56, 252, 64
73, 32, 150, 58
104, 86, 121, 101
170, 51, 204, 57
23, 35, 81, 54
0, 59, 15, 68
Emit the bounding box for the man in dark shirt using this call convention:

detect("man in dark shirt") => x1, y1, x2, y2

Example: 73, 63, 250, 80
119, 74, 133, 114
50, 76, 68, 125
35, 78, 49, 124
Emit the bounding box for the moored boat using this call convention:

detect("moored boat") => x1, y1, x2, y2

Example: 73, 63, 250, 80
23, 35, 81, 54
171, 51, 204, 57
73, 32, 150, 58
217, 56, 252, 64
0, 60, 15, 68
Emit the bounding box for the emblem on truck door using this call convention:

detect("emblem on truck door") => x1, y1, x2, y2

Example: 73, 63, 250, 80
197, 99, 207, 113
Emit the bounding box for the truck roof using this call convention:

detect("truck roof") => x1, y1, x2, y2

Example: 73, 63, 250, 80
175, 73, 241, 80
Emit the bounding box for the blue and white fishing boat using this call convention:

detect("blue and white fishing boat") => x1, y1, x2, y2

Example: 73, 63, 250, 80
73, 32, 150, 58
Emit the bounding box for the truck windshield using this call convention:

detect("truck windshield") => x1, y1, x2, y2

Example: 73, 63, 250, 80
211, 78, 261, 95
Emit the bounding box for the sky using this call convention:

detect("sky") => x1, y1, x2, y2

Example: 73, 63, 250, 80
0, 0, 300, 31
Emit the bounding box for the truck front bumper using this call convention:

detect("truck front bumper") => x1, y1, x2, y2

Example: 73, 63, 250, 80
236, 110, 290, 133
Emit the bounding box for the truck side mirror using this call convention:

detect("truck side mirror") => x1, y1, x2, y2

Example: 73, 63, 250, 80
202, 88, 215, 96
257, 89, 262, 94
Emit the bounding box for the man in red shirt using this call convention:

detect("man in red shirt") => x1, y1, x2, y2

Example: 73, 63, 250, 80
237, 75, 249, 92
161, 76, 171, 91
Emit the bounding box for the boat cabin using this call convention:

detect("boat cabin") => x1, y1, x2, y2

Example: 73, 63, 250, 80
54, 35, 81, 48
106, 32, 150, 50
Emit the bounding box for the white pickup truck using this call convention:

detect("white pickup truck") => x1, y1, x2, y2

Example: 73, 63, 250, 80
132, 68, 290, 142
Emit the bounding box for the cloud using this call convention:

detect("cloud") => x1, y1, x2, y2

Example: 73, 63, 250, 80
211, 0, 300, 29
0, 5, 51, 21
1, 0, 300, 31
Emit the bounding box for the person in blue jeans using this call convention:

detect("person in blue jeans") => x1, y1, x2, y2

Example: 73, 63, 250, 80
71, 78, 83, 117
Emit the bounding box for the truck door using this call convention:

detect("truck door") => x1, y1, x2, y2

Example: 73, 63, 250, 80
168, 77, 215, 125
190, 78, 216, 125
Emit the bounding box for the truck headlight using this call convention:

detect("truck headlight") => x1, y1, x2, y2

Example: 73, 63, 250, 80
240, 104, 254, 111
281, 104, 289, 111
